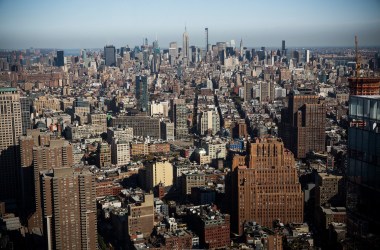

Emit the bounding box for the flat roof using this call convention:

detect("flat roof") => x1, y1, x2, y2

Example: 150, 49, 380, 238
0, 87, 17, 92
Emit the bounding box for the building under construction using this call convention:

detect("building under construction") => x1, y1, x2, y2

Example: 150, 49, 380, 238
348, 36, 380, 96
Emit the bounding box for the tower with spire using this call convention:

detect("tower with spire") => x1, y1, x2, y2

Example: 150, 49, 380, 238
182, 26, 190, 61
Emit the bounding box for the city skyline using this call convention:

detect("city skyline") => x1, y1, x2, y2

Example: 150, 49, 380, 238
1, 0, 380, 49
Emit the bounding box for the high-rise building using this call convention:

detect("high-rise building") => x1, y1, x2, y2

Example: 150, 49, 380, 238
279, 90, 326, 158
282, 40, 286, 56
182, 27, 190, 60
205, 28, 209, 52
27, 139, 73, 232
230, 137, 304, 235
244, 80, 253, 102
104, 45, 116, 67
305, 49, 310, 63
20, 97, 32, 135
41, 167, 97, 250
135, 75, 149, 111
0, 87, 22, 202
171, 99, 188, 140
346, 95, 380, 248
56, 50, 64, 67
20, 129, 52, 220
169, 42, 178, 65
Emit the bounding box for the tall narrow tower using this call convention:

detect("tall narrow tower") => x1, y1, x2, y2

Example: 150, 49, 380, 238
0, 87, 22, 201
182, 26, 190, 59
205, 28, 209, 52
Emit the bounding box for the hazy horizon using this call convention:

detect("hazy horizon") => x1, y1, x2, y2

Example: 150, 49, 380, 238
1, 0, 380, 49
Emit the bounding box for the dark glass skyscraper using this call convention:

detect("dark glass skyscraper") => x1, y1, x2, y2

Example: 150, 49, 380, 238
104, 45, 116, 67
135, 75, 149, 112
346, 95, 380, 248
56, 50, 64, 67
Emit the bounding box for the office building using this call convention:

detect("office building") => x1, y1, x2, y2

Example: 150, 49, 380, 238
111, 115, 161, 139
0, 88, 22, 202
107, 126, 133, 144
135, 75, 149, 111
182, 27, 189, 60
279, 90, 326, 158
41, 167, 97, 250
56, 50, 64, 67
172, 99, 188, 140
104, 45, 116, 67
205, 28, 209, 52
305, 49, 310, 63
20, 97, 32, 135
346, 95, 380, 248
231, 137, 304, 235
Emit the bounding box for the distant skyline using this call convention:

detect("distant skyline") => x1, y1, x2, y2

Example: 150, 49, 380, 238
1, 0, 380, 49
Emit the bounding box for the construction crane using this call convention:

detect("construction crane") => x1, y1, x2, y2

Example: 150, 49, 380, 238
355, 35, 361, 77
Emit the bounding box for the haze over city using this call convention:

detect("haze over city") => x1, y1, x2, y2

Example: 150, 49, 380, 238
1, 0, 380, 49
1, 0, 380, 250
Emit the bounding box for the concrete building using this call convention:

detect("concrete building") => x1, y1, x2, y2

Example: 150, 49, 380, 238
111, 115, 161, 139
197, 109, 220, 136
315, 173, 344, 207
0, 88, 22, 201
107, 126, 133, 144
182, 172, 206, 195
145, 160, 173, 191
96, 142, 111, 168
111, 139, 130, 166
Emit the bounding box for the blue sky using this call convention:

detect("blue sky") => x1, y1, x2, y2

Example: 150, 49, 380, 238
0, 0, 379, 49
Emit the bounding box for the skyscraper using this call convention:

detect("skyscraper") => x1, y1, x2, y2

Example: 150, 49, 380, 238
305, 49, 310, 63
20, 96, 32, 135
346, 95, 380, 248
0, 87, 22, 202
27, 139, 73, 232
282, 40, 286, 56
279, 90, 326, 158
41, 167, 97, 250
230, 137, 304, 235
171, 99, 188, 140
205, 28, 209, 52
135, 75, 149, 111
56, 50, 64, 67
182, 27, 189, 60
104, 45, 116, 67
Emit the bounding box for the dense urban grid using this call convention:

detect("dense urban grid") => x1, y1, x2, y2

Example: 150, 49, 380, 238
0, 28, 380, 250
